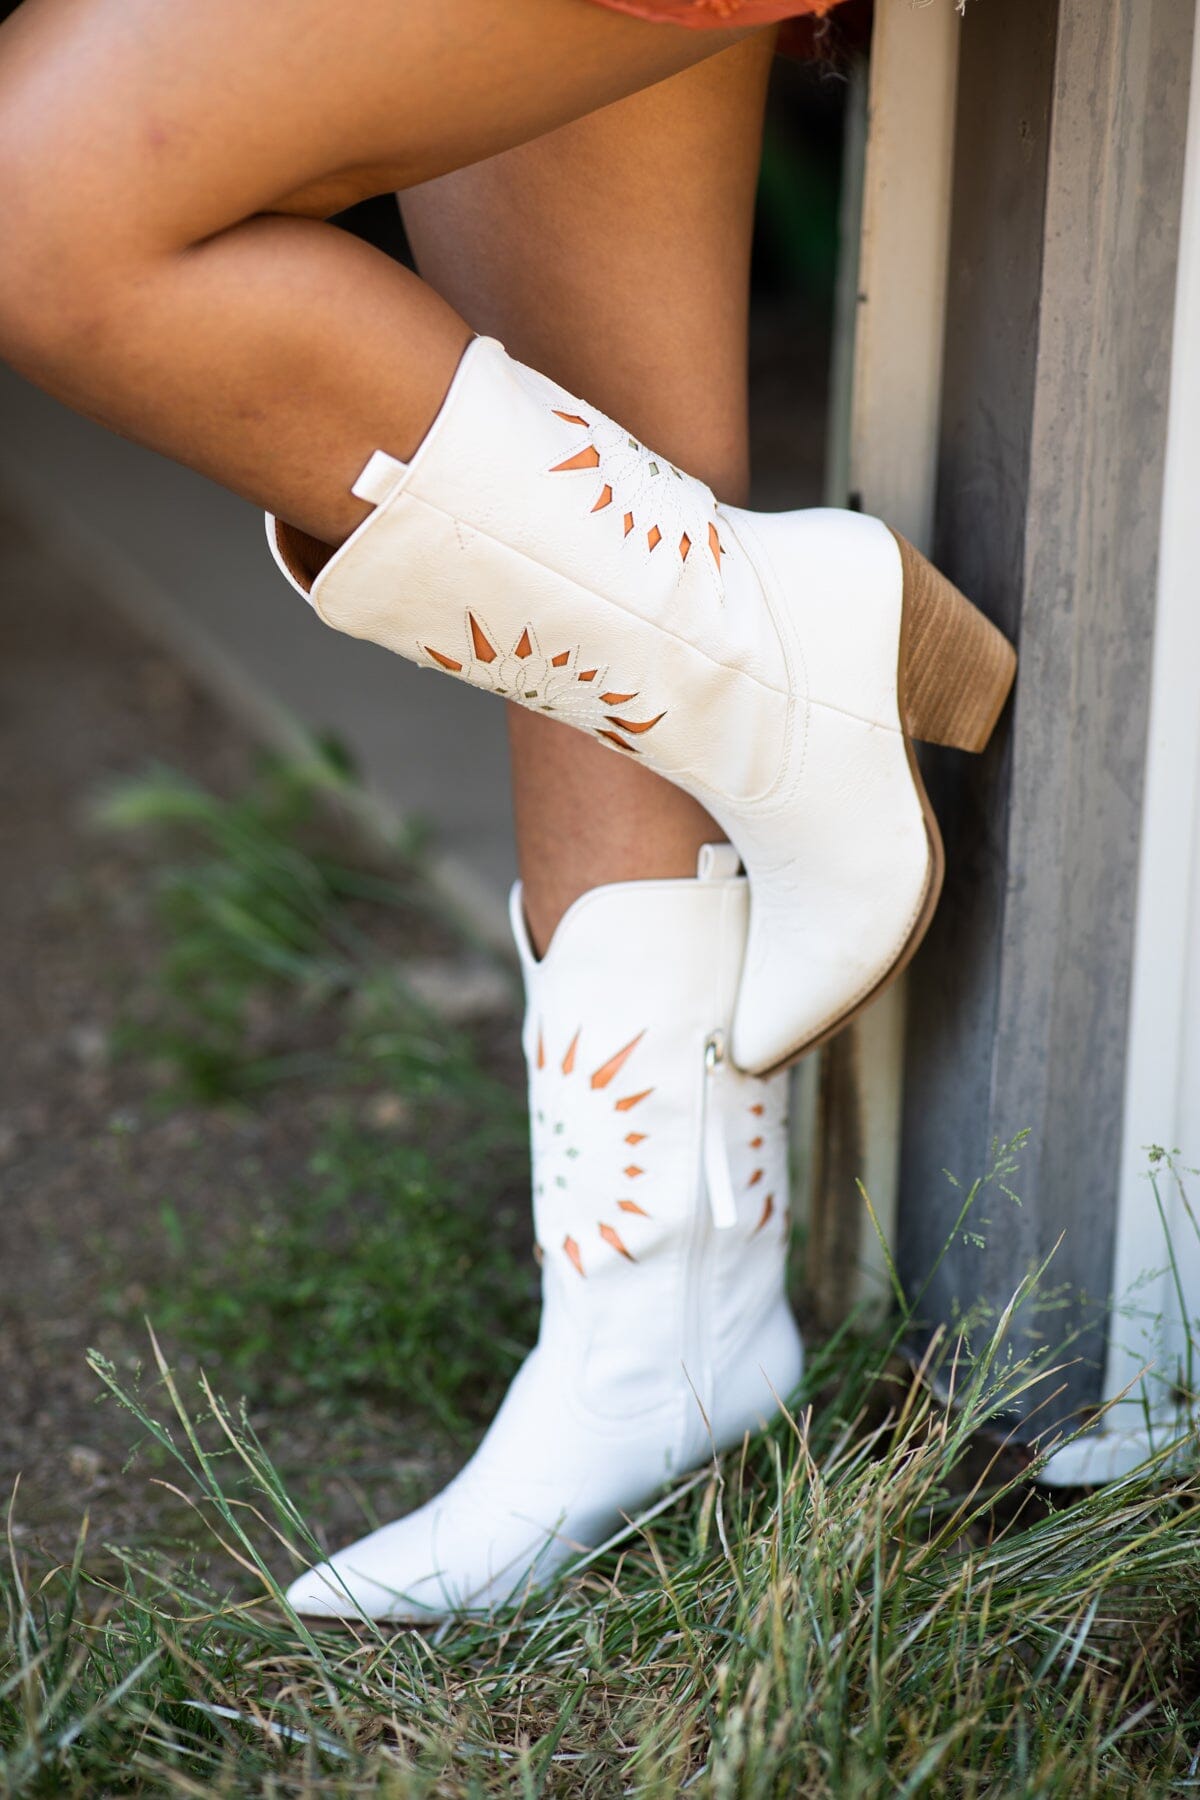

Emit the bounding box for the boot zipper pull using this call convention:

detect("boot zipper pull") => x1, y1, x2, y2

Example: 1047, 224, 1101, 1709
703, 1032, 738, 1231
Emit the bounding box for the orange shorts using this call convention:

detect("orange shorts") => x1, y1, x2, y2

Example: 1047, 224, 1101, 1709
584, 0, 842, 27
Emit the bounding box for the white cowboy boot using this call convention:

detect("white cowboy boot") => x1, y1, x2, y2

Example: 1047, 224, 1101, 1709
284, 846, 803, 1623
267, 337, 1015, 1076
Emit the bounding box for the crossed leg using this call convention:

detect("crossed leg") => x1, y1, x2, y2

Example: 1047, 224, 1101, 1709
0, 0, 755, 550
399, 37, 775, 946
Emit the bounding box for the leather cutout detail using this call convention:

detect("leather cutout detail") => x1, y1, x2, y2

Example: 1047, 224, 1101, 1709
598, 1222, 636, 1263
424, 646, 463, 672
605, 711, 666, 736
748, 1168, 764, 1187
551, 446, 601, 473
529, 1026, 660, 1276
750, 1103, 765, 1117
418, 615, 662, 753
753, 1194, 775, 1235
469, 614, 498, 663
749, 1136, 763, 1150
624, 1131, 646, 1146
548, 405, 725, 602
591, 1033, 644, 1090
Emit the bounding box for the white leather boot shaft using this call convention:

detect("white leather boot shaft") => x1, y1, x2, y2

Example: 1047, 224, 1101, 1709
284, 851, 803, 1623
267, 336, 934, 1076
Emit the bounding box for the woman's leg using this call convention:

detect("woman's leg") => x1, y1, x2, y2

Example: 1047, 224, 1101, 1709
0, 0, 751, 548
399, 37, 775, 949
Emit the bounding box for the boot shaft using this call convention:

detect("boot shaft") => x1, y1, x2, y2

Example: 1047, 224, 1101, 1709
509, 853, 792, 1428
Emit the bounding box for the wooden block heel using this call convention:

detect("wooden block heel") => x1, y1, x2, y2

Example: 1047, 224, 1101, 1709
891, 530, 1017, 753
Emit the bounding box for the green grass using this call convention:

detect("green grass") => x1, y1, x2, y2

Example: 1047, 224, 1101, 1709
148, 1121, 536, 1436
5, 750, 1200, 1796
95, 745, 534, 1436
5, 1303, 1200, 1798
92, 739, 466, 1106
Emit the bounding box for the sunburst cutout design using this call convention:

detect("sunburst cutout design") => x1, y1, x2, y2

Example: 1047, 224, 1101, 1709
753, 1194, 775, 1235
531, 1024, 658, 1277
548, 405, 726, 575
420, 613, 665, 757
599, 1223, 636, 1262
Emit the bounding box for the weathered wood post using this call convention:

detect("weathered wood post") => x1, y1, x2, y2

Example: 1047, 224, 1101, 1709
897, 0, 1195, 1430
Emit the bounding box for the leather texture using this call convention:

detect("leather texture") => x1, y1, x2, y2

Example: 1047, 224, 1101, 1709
266, 335, 932, 1074
283, 854, 803, 1622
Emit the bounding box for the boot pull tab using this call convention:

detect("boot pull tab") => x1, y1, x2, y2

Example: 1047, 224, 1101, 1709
351, 450, 408, 507
703, 1031, 738, 1231
697, 842, 742, 882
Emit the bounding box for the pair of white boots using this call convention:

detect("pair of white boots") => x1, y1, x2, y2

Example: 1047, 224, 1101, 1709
273, 338, 1015, 1622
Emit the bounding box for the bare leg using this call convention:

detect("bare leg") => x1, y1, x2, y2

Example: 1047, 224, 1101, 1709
400, 38, 774, 949
0, 0, 751, 548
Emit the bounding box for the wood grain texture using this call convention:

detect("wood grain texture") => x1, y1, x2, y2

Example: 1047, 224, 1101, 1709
898, 0, 1194, 1429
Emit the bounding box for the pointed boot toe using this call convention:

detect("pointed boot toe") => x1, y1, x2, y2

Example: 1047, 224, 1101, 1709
281, 848, 803, 1625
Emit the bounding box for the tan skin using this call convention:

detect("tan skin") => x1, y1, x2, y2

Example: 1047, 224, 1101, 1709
401, 39, 774, 945
0, 0, 774, 950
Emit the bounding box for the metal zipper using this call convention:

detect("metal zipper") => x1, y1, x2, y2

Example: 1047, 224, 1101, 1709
702, 1031, 738, 1230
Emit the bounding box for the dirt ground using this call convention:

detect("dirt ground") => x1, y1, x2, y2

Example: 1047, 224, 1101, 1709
0, 500, 496, 1577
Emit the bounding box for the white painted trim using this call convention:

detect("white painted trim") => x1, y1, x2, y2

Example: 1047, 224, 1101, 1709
849, 0, 960, 546
1040, 5, 1200, 1486
837, 0, 961, 1306
1038, 1425, 1190, 1489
